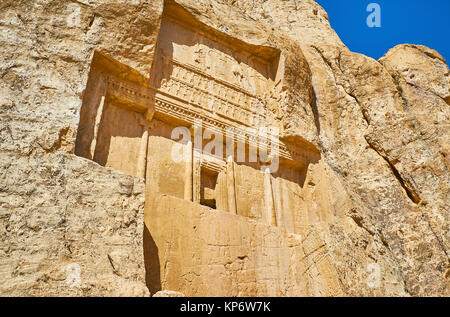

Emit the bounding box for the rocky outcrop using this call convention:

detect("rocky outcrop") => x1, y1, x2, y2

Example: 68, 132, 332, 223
0, 0, 156, 296
0, 0, 448, 296
153, 290, 185, 297
0, 152, 148, 296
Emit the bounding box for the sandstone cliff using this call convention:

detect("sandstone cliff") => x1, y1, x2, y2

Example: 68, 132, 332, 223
0, 0, 448, 297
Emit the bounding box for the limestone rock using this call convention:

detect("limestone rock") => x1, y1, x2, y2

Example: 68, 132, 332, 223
153, 290, 185, 297
0, 153, 149, 296
0, 0, 448, 297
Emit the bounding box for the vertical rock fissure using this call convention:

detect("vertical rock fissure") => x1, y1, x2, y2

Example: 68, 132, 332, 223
338, 68, 422, 206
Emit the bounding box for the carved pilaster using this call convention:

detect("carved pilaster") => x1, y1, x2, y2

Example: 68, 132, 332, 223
89, 95, 106, 159
137, 127, 149, 179
193, 149, 202, 203
184, 139, 193, 201
226, 155, 237, 215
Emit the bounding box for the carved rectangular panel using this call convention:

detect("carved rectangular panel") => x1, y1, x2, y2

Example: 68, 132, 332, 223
150, 17, 279, 128
73, 14, 327, 237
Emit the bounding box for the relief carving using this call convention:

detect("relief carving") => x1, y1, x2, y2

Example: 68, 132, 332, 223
75, 11, 324, 240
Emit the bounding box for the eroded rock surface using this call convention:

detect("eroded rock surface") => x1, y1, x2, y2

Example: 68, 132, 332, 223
0, 0, 448, 296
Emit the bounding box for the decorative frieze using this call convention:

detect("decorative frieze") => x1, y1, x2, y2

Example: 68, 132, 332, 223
159, 57, 266, 127
105, 75, 311, 165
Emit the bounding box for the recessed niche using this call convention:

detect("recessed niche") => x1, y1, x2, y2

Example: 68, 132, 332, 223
200, 167, 219, 209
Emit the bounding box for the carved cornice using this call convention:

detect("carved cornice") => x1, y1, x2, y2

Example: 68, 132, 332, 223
158, 56, 267, 127
106, 75, 315, 165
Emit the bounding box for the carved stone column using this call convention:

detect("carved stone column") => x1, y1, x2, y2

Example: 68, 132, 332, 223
184, 139, 193, 201
89, 95, 106, 159
137, 127, 149, 179
137, 109, 153, 179
226, 155, 237, 215
193, 120, 203, 204
193, 149, 201, 203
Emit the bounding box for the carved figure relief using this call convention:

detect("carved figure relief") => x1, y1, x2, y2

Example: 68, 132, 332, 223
75, 11, 325, 237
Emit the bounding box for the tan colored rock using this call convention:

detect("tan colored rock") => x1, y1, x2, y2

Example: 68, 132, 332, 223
145, 192, 344, 297
0, 0, 448, 297
0, 153, 149, 296
153, 290, 185, 297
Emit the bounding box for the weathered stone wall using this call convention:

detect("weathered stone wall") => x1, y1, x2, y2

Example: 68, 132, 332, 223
0, 0, 448, 297
0, 0, 162, 296
144, 191, 409, 297
0, 152, 148, 296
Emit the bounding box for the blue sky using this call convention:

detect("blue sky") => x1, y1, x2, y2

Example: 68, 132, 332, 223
315, 0, 450, 62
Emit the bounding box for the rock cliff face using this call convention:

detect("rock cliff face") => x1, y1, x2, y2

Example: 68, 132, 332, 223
0, 0, 448, 297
